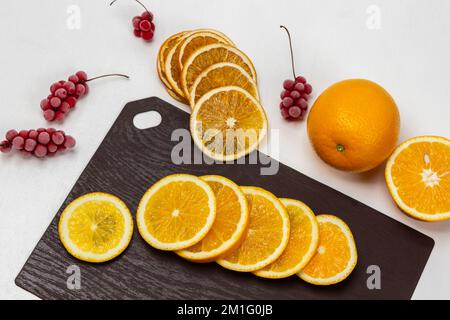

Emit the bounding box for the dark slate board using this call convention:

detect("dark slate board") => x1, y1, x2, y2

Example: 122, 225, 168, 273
15, 97, 434, 300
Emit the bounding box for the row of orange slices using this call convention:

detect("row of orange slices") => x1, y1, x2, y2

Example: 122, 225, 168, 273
59, 174, 358, 285
157, 29, 268, 161
136, 174, 358, 285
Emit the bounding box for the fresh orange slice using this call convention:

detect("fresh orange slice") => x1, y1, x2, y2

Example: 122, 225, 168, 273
136, 174, 216, 251
254, 199, 319, 279
385, 136, 450, 221
177, 175, 249, 262
190, 86, 268, 162
217, 187, 290, 272
181, 43, 257, 99
299, 215, 357, 285
178, 30, 234, 71
58, 192, 134, 263
189, 62, 259, 107
165, 30, 233, 100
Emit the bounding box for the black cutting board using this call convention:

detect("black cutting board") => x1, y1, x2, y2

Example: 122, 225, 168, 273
15, 97, 434, 300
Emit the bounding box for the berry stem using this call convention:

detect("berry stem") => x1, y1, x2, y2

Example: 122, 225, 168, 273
280, 25, 296, 79
110, 0, 150, 14
85, 74, 130, 82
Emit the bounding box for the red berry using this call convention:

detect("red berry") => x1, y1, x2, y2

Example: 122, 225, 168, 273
280, 108, 290, 119
54, 112, 65, 122
46, 128, 56, 134
76, 71, 88, 82
283, 80, 295, 90
304, 83, 312, 94
50, 82, 62, 93
294, 83, 304, 92
297, 98, 308, 110
43, 109, 56, 121
282, 97, 294, 107
12, 136, 25, 150
141, 31, 154, 41
24, 139, 37, 152
55, 88, 68, 99
139, 20, 152, 32
64, 135, 76, 148
68, 74, 79, 83
63, 81, 76, 95
301, 93, 309, 101
50, 97, 61, 108
18, 130, 29, 139
290, 90, 301, 99
151, 22, 155, 31
76, 84, 86, 96
133, 29, 141, 37
52, 132, 65, 145
40, 99, 51, 110
288, 106, 302, 119
47, 142, 58, 153
84, 83, 89, 95
60, 101, 70, 113
0, 142, 11, 153
141, 11, 153, 20
66, 96, 77, 108
38, 132, 51, 145
34, 144, 47, 158
132, 16, 142, 29
28, 130, 39, 139
295, 76, 306, 84
6, 130, 18, 142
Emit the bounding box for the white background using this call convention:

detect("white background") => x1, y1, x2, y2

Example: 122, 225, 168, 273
0, 0, 449, 300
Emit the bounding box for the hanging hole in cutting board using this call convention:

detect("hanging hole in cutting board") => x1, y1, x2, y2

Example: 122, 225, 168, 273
133, 110, 162, 130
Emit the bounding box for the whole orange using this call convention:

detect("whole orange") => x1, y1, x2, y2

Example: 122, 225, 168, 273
307, 79, 400, 172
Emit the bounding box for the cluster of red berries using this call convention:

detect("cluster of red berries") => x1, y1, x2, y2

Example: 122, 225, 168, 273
0, 129, 76, 158
41, 71, 89, 122
132, 11, 155, 41
279, 26, 313, 121
280, 77, 312, 120
110, 0, 155, 42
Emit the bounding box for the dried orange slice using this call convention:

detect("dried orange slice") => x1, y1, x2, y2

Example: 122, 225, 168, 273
189, 62, 259, 107
165, 30, 233, 100
385, 136, 450, 221
254, 199, 319, 279
217, 187, 290, 272
181, 43, 257, 99
58, 192, 134, 263
177, 175, 249, 262
190, 86, 268, 162
178, 30, 234, 71
157, 31, 187, 91
136, 174, 216, 251
299, 215, 357, 285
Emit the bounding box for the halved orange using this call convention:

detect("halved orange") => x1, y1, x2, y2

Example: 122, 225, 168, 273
181, 43, 257, 99
136, 174, 216, 251
254, 199, 319, 279
189, 62, 259, 107
177, 175, 249, 262
190, 86, 268, 162
178, 30, 234, 71
217, 187, 290, 272
299, 215, 357, 285
385, 136, 450, 221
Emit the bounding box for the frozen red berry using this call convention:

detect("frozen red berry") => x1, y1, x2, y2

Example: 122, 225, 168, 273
12, 136, 25, 150
24, 139, 37, 152
278, 26, 313, 121
38, 132, 51, 145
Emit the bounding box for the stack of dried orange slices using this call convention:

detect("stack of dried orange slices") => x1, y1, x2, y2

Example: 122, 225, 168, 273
157, 29, 267, 161
135, 173, 358, 286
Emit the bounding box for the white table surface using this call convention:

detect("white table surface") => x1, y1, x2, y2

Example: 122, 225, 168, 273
0, 0, 449, 300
